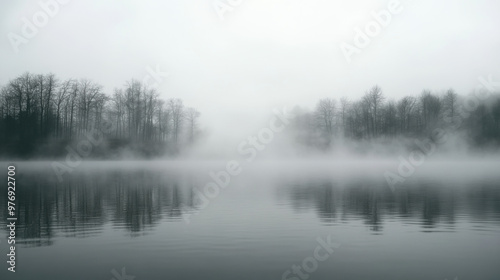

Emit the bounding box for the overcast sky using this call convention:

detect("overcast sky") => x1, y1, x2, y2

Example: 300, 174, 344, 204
1, 0, 499, 135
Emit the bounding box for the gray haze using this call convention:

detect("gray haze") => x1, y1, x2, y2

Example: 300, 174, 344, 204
1, 0, 499, 150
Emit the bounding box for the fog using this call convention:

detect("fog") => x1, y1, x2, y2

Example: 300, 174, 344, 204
2, 0, 500, 132
1, 0, 499, 163
183, 92, 500, 162
3, 2, 500, 280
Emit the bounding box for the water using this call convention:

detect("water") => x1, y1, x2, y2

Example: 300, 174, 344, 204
0, 161, 499, 280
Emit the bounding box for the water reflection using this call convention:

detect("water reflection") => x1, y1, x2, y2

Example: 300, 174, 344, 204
283, 177, 500, 233
1, 167, 500, 248
0, 168, 201, 246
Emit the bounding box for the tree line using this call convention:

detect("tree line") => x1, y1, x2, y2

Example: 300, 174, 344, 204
0, 72, 201, 157
292, 85, 500, 148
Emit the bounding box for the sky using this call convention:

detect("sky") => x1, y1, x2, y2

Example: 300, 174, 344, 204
1, 0, 499, 136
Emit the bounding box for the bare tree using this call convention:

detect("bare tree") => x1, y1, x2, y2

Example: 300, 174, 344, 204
67, 82, 79, 138
363, 85, 384, 137
420, 90, 441, 131
53, 79, 73, 137
382, 101, 398, 136
185, 107, 201, 143
443, 89, 458, 123
339, 97, 350, 137
315, 98, 336, 136
0, 72, 201, 157
168, 98, 184, 144
397, 96, 416, 133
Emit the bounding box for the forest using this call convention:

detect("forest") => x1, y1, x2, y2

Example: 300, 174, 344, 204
290, 85, 500, 150
2, 73, 500, 159
0, 72, 201, 158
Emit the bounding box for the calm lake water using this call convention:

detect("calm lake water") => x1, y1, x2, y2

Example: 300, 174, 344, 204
0, 161, 499, 280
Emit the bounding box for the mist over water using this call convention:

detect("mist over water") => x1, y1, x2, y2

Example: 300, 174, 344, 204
1, 162, 499, 280
1, 74, 499, 280
1, 1, 499, 279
